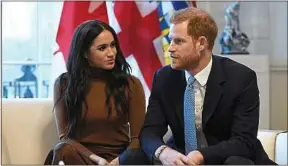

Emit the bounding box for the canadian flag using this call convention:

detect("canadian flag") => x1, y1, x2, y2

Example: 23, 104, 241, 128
51, 1, 163, 105
108, 1, 164, 105
51, 1, 196, 105
51, 1, 110, 96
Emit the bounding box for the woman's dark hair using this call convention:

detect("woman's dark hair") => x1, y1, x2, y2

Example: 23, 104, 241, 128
56, 20, 132, 138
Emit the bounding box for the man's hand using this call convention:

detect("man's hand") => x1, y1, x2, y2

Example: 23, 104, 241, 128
186, 150, 204, 165
109, 157, 119, 165
89, 154, 108, 165
159, 147, 189, 165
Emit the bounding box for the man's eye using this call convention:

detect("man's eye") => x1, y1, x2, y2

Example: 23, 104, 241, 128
175, 39, 184, 44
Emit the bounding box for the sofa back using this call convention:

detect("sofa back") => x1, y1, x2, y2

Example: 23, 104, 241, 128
2, 99, 58, 164
1, 99, 287, 164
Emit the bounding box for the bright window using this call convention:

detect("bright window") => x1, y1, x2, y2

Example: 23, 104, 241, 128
2, 2, 63, 98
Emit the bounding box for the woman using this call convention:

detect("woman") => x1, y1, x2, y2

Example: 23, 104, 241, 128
44, 20, 149, 165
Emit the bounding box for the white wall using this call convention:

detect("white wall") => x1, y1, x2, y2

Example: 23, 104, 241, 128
197, 1, 287, 130
269, 2, 287, 130
270, 70, 287, 130
269, 2, 287, 68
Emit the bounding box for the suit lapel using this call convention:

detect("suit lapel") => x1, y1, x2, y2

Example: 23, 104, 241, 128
202, 55, 226, 128
167, 55, 226, 129
167, 69, 186, 128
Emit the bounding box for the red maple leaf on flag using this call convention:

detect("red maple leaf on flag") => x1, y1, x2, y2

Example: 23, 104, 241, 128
55, 1, 108, 62
114, 1, 162, 89
53, 1, 197, 91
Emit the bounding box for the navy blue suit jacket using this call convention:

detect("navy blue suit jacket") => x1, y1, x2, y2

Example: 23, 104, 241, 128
140, 55, 274, 164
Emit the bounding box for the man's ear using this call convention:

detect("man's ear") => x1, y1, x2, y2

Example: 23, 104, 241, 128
198, 36, 208, 51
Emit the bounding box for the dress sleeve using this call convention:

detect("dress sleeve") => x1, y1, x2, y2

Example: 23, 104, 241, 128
53, 75, 97, 159
127, 76, 146, 149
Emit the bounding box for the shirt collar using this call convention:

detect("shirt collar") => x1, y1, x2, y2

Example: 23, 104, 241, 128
185, 57, 212, 86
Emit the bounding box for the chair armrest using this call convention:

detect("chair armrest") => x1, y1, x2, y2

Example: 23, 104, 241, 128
275, 131, 287, 165
257, 130, 284, 161
2, 136, 11, 164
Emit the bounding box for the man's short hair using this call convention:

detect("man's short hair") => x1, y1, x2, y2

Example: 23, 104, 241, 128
170, 7, 218, 50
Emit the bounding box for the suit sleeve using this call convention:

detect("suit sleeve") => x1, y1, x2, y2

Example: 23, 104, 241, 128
139, 70, 169, 163
198, 70, 259, 164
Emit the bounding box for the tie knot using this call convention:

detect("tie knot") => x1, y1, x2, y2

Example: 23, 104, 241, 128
188, 76, 195, 85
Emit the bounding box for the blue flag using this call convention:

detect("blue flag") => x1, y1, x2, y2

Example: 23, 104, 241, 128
157, 1, 191, 64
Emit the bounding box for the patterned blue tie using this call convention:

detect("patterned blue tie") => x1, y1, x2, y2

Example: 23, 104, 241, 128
184, 75, 197, 155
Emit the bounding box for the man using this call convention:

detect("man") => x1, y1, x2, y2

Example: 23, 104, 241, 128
140, 7, 275, 165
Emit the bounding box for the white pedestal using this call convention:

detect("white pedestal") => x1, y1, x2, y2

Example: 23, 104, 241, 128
222, 55, 270, 129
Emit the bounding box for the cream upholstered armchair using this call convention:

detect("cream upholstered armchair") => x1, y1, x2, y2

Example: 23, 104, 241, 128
257, 130, 287, 164
2, 99, 58, 164
1, 99, 287, 165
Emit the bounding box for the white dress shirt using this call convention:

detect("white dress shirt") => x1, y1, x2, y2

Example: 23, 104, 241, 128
185, 57, 212, 130
154, 57, 213, 158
